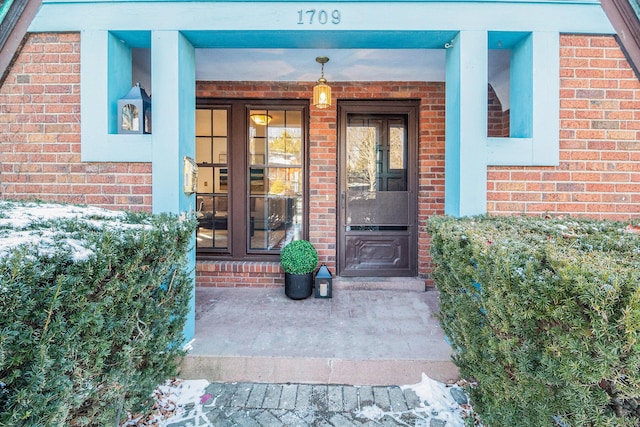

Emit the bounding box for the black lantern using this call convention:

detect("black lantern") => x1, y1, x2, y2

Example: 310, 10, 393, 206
314, 263, 333, 298
117, 82, 151, 134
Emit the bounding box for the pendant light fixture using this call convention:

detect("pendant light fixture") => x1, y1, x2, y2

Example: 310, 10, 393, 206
250, 113, 272, 126
313, 56, 331, 109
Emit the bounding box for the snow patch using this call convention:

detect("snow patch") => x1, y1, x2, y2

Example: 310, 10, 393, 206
0, 201, 147, 262
401, 373, 468, 427
121, 379, 213, 427
356, 404, 386, 421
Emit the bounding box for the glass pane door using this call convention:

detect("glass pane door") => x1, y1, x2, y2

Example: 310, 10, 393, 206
248, 109, 303, 251
195, 108, 229, 251
341, 111, 415, 277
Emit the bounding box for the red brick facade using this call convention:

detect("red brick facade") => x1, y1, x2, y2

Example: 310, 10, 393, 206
488, 84, 510, 138
1, 33, 639, 287
0, 33, 152, 211
488, 35, 640, 220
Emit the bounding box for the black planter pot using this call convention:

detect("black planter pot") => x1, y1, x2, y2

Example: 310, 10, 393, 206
284, 272, 313, 300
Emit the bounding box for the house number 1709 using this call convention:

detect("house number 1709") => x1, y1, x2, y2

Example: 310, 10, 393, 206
297, 9, 341, 25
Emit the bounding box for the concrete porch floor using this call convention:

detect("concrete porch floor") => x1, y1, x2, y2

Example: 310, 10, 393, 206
180, 281, 458, 386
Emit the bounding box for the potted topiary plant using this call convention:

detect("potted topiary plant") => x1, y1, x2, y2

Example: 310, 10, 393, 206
280, 239, 319, 299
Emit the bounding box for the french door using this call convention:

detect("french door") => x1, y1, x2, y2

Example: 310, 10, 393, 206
338, 101, 419, 276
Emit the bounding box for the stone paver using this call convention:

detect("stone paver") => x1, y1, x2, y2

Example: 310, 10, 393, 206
262, 384, 282, 409
165, 381, 466, 426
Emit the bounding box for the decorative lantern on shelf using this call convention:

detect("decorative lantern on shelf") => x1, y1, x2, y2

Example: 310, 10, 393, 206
117, 82, 151, 134
314, 263, 333, 298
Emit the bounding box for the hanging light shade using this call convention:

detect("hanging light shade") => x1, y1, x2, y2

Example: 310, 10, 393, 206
313, 56, 331, 109
250, 114, 272, 125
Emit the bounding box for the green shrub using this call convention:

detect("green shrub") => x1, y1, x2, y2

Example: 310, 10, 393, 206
280, 239, 319, 274
0, 200, 197, 426
427, 215, 640, 427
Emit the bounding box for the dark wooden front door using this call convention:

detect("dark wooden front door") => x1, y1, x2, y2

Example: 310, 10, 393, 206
338, 101, 418, 277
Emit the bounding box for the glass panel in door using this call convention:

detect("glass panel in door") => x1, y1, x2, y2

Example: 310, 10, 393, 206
248, 109, 303, 251
342, 114, 412, 276
195, 108, 228, 250
346, 117, 409, 229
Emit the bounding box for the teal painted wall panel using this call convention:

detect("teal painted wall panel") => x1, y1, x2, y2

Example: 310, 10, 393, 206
487, 137, 533, 165
509, 33, 533, 138
30, 2, 614, 36
458, 31, 488, 217
487, 31, 560, 166
80, 30, 153, 161
150, 31, 196, 341
444, 33, 461, 217
42, 0, 603, 3
80, 30, 108, 161
182, 30, 457, 49
532, 31, 560, 165
176, 33, 197, 343
445, 31, 488, 217
108, 32, 132, 134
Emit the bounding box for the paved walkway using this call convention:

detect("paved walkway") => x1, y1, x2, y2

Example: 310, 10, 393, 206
164, 381, 470, 426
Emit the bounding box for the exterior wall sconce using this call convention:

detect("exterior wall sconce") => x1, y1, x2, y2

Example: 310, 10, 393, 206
117, 82, 151, 134
250, 114, 272, 125
315, 263, 333, 298
313, 56, 331, 109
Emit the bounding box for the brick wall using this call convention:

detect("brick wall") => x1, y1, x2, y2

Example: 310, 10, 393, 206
487, 35, 640, 220
0, 33, 152, 211
196, 81, 446, 287
488, 84, 510, 137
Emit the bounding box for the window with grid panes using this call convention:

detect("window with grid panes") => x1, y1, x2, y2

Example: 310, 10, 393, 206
195, 100, 308, 260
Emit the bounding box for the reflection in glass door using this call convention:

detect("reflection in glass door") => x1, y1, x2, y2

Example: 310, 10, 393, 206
248, 109, 303, 251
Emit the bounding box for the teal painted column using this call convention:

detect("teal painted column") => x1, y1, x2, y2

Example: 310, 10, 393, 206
445, 31, 488, 217
510, 34, 533, 139
151, 31, 197, 343
107, 32, 132, 135
531, 32, 560, 166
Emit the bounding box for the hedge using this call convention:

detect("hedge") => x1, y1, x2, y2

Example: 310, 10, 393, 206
0, 200, 197, 426
427, 215, 640, 427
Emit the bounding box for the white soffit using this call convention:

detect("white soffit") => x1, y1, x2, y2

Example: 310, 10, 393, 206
194, 49, 447, 82
133, 48, 511, 107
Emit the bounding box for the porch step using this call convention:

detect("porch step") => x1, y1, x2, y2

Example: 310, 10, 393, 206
333, 276, 426, 292
180, 287, 458, 386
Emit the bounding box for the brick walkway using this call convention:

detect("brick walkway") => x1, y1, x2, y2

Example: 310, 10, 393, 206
165, 381, 465, 426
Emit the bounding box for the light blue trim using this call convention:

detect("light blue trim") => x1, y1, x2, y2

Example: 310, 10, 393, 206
445, 35, 461, 217
487, 31, 559, 166
182, 30, 457, 49
487, 137, 533, 165
532, 31, 560, 165
79, 30, 107, 161
30, 2, 615, 36
445, 31, 488, 217
108, 32, 132, 134
150, 31, 196, 341
80, 30, 153, 161
509, 33, 533, 138
42, 0, 603, 3
488, 31, 529, 49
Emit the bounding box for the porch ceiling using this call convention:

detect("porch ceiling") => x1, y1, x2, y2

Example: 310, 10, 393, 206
133, 47, 511, 108
195, 48, 449, 82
